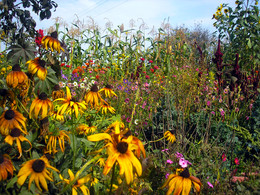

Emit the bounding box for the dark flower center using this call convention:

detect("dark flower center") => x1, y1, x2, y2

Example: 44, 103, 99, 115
39, 92, 48, 100
4, 110, 15, 120
180, 168, 190, 178
0, 154, 4, 164
91, 84, 98, 92
53, 84, 60, 91
0, 89, 8, 97
124, 130, 132, 138
32, 159, 45, 173
105, 84, 112, 89
38, 59, 46, 68
10, 128, 21, 137
12, 64, 21, 71
50, 31, 58, 39
117, 142, 128, 154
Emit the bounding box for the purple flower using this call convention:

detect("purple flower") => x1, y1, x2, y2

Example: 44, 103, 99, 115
166, 159, 173, 164
165, 173, 170, 179
117, 85, 123, 90
211, 111, 215, 115
123, 79, 128, 84
126, 117, 131, 122
207, 181, 214, 188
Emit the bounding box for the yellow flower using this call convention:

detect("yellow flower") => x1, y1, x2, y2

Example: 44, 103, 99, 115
6, 64, 29, 89
87, 133, 142, 184
77, 124, 97, 135
45, 130, 70, 153
54, 87, 86, 118
98, 101, 116, 114
224, 9, 229, 14
59, 169, 90, 195
0, 109, 27, 136
235, 0, 240, 4
0, 154, 14, 181
51, 110, 64, 121
41, 31, 64, 53
27, 57, 47, 80
161, 168, 202, 195
29, 92, 53, 119
4, 128, 32, 158
99, 84, 117, 98
105, 120, 125, 134
17, 157, 59, 191
164, 131, 176, 144
52, 84, 64, 100
84, 84, 104, 108
7, 65, 12, 71
1, 67, 6, 74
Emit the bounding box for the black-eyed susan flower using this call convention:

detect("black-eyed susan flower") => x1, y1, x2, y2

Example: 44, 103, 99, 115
41, 31, 65, 53
105, 120, 125, 134
77, 124, 96, 135
98, 101, 116, 114
54, 86, 86, 118
164, 131, 176, 144
6, 64, 29, 89
235, 0, 240, 5
0, 109, 27, 136
45, 130, 70, 153
0, 154, 14, 181
59, 169, 90, 195
84, 84, 103, 108
4, 128, 32, 158
161, 168, 202, 195
17, 157, 59, 191
29, 92, 53, 119
87, 133, 142, 184
52, 84, 64, 100
27, 57, 47, 80
51, 110, 64, 121
99, 84, 117, 98
224, 9, 229, 14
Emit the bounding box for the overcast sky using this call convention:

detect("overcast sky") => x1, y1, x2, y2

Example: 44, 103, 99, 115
33, 0, 238, 34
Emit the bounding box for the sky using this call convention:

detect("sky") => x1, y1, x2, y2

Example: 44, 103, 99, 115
33, 0, 237, 34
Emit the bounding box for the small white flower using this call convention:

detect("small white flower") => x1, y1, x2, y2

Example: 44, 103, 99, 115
80, 83, 85, 88
83, 77, 88, 83
134, 119, 139, 125
73, 82, 78, 87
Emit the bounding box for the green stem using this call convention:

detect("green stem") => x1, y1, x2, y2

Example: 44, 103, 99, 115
109, 164, 116, 195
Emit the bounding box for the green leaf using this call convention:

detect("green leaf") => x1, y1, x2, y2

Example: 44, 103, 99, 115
6, 176, 18, 189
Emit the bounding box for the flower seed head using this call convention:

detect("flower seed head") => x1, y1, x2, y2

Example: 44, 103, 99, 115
39, 92, 48, 100
10, 128, 21, 137
12, 64, 21, 71
117, 141, 128, 154
4, 110, 15, 120
91, 84, 98, 92
180, 168, 190, 178
32, 159, 45, 173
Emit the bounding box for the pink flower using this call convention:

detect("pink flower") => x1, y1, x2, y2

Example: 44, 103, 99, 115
196, 68, 199, 72
175, 152, 183, 159
172, 75, 177, 77
246, 116, 249, 120
145, 75, 150, 79
221, 153, 227, 162
211, 111, 215, 115
149, 60, 153, 63
166, 159, 173, 164
179, 158, 188, 168
161, 148, 169, 152
234, 157, 239, 165
207, 181, 214, 188
140, 57, 145, 61
126, 117, 131, 122
165, 173, 170, 179
207, 101, 211, 107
